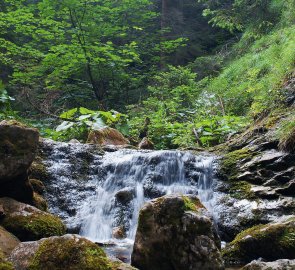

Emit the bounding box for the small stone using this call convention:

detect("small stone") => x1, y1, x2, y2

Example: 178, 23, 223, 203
87, 127, 130, 146
112, 226, 126, 239
138, 137, 154, 150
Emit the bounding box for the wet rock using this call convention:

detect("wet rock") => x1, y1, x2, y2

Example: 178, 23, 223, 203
131, 194, 224, 270
87, 127, 130, 146
242, 259, 295, 270
9, 234, 136, 270
138, 137, 154, 150
143, 179, 165, 199
275, 180, 295, 196
222, 216, 295, 266
0, 197, 65, 241
115, 188, 135, 204
0, 120, 39, 180
251, 186, 279, 199
0, 226, 20, 257
112, 226, 126, 239
29, 179, 45, 195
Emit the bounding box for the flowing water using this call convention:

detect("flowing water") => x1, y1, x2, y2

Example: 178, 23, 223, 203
41, 140, 218, 261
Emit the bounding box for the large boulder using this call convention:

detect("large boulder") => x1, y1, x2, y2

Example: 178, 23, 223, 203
0, 198, 65, 241
222, 216, 295, 266
131, 194, 224, 270
87, 127, 130, 146
9, 234, 137, 270
242, 259, 295, 270
0, 120, 39, 180
0, 120, 39, 203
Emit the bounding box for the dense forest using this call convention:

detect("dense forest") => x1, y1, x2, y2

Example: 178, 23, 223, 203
1, 0, 293, 149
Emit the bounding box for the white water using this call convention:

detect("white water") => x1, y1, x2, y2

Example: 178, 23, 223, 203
42, 140, 217, 258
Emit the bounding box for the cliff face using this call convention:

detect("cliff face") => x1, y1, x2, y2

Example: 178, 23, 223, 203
212, 76, 295, 241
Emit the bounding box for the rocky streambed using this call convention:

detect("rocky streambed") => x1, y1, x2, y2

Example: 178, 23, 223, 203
0, 120, 294, 270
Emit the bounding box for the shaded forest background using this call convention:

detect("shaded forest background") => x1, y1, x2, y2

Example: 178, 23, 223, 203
1, 0, 294, 149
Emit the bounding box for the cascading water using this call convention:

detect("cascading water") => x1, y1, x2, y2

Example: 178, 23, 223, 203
41, 139, 218, 260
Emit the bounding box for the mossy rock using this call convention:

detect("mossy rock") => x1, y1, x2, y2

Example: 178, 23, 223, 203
0, 249, 14, 270
30, 179, 45, 195
29, 161, 50, 182
222, 216, 295, 266
220, 148, 254, 179
132, 194, 224, 270
32, 192, 48, 212
0, 198, 65, 241
9, 234, 136, 270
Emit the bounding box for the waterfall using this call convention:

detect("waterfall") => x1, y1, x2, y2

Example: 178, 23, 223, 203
41, 140, 217, 258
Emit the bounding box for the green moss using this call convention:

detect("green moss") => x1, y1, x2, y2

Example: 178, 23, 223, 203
229, 181, 256, 200
222, 218, 295, 265
0, 250, 14, 270
32, 192, 48, 211
30, 161, 50, 182
28, 236, 112, 270
182, 196, 204, 211
2, 213, 66, 241
220, 148, 253, 179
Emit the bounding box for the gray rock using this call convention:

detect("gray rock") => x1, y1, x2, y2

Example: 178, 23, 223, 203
131, 194, 224, 270
243, 259, 295, 270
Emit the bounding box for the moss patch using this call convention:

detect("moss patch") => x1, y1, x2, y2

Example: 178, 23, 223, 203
182, 196, 205, 211
220, 148, 254, 179
30, 161, 50, 182
28, 236, 112, 270
2, 213, 65, 241
32, 192, 48, 211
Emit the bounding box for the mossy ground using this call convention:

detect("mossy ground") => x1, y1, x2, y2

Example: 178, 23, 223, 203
2, 213, 65, 241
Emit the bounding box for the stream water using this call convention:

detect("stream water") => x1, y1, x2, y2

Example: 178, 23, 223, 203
42, 140, 218, 262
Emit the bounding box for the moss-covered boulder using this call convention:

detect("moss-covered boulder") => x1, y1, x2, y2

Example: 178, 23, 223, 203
0, 198, 65, 241
9, 234, 137, 270
0, 226, 20, 257
0, 249, 14, 270
131, 194, 224, 270
222, 216, 295, 266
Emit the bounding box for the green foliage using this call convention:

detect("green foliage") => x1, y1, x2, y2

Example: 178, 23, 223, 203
46, 107, 129, 142
200, 0, 283, 35
0, 81, 17, 120
128, 66, 249, 149
205, 26, 295, 117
